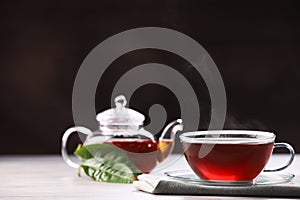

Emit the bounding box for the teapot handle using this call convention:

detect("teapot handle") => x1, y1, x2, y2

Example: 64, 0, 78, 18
61, 126, 92, 168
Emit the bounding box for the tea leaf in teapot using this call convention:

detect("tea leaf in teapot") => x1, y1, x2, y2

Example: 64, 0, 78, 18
74, 144, 141, 183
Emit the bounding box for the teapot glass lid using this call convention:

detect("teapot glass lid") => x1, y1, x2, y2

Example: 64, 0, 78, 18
96, 95, 145, 126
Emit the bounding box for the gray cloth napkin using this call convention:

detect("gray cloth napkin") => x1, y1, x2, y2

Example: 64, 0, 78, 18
133, 174, 300, 198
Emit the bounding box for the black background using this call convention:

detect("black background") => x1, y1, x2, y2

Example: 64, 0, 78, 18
0, 0, 299, 154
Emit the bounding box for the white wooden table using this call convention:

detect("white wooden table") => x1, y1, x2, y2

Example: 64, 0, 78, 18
1, 154, 299, 200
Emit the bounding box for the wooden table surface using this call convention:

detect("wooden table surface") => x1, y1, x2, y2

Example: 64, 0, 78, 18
1, 154, 299, 200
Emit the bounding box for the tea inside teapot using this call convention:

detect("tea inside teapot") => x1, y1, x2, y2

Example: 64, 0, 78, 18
103, 137, 174, 173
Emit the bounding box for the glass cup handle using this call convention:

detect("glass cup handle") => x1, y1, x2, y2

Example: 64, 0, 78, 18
61, 126, 92, 168
264, 142, 295, 172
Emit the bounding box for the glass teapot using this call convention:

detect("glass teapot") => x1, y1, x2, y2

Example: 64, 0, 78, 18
61, 95, 183, 173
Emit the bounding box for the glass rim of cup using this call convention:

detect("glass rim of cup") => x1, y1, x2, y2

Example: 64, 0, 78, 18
179, 130, 276, 144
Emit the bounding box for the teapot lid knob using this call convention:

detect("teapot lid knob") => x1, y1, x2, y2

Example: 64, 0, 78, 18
115, 95, 127, 111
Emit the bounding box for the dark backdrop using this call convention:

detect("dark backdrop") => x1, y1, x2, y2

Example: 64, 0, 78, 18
0, 0, 299, 154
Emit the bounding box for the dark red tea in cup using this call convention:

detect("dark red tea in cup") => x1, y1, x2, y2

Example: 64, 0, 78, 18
182, 142, 273, 181
180, 130, 295, 183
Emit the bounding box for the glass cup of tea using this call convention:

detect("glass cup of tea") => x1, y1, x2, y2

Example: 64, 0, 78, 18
180, 130, 295, 185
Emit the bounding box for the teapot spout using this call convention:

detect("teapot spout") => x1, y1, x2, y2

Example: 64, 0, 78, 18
160, 119, 183, 141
